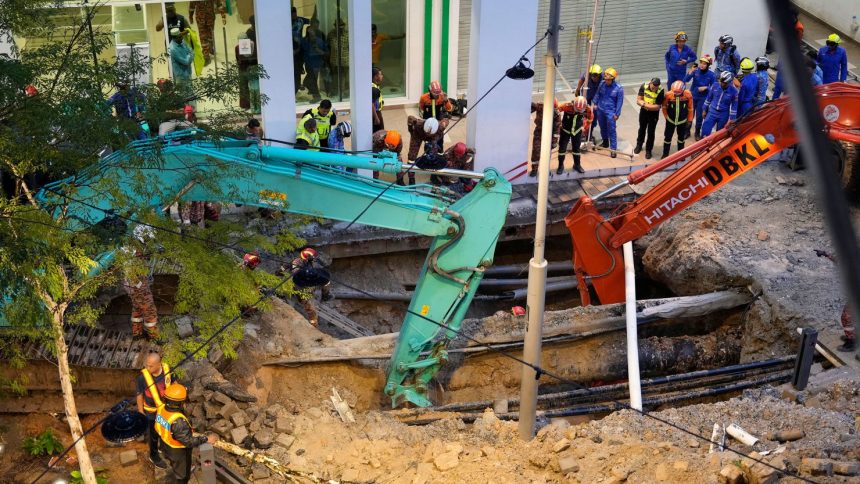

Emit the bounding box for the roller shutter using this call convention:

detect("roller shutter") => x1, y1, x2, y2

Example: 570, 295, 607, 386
456, 0, 472, 92
458, 0, 705, 94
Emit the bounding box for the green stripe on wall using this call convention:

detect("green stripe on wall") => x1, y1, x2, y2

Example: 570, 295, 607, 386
440, 0, 450, 92
423, 0, 433, 89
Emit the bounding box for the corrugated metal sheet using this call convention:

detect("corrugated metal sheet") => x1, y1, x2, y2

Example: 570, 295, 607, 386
458, 0, 705, 94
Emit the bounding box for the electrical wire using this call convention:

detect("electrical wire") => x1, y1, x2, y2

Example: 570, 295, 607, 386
14, 170, 816, 484
338, 31, 553, 231
28, 272, 296, 484
325, 274, 819, 484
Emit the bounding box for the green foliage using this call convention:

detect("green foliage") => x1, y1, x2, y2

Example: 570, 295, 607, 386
0, 0, 293, 372
70, 468, 108, 484
22, 429, 64, 457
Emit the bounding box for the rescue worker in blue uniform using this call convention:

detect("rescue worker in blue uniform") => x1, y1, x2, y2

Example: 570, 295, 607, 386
592, 67, 624, 158
701, 71, 739, 137
817, 33, 848, 84
665, 32, 697, 86
772, 58, 823, 99
575, 64, 603, 105
737, 57, 759, 117
754, 56, 770, 106
685, 55, 716, 140
713, 34, 741, 77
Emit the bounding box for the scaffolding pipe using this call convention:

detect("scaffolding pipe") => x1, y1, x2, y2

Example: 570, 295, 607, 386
623, 242, 642, 411
581, 0, 601, 147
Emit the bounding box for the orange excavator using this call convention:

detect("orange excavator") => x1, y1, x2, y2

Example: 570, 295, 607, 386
566, 82, 860, 305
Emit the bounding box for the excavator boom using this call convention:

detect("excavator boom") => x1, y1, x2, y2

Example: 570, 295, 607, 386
566, 82, 860, 305
33, 132, 512, 407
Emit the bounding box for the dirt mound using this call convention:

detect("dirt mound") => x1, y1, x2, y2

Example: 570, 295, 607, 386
637, 161, 855, 359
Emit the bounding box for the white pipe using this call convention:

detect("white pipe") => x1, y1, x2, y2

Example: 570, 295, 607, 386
519, 0, 560, 441
623, 242, 642, 411
726, 423, 759, 447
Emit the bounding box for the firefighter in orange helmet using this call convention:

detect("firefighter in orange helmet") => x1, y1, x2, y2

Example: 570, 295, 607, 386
155, 383, 217, 483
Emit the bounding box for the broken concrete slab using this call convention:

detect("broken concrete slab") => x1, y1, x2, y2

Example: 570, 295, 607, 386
253, 429, 274, 449
229, 411, 247, 427
433, 451, 460, 471
119, 450, 138, 466
230, 426, 248, 445
275, 433, 295, 450
800, 458, 833, 477
719, 465, 746, 484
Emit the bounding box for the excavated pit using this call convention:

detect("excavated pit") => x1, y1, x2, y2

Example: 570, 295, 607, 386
245, 233, 780, 413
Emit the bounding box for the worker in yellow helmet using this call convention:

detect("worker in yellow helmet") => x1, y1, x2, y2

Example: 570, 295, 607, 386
817, 33, 848, 84
592, 67, 624, 158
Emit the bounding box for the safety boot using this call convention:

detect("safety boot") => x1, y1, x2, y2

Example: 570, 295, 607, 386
600, 139, 609, 148
645, 150, 652, 160
610, 150, 617, 158
556, 164, 564, 175
633, 144, 642, 154
662, 145, 671, 159
573, 163, 585, 174
837, 339, 856, 352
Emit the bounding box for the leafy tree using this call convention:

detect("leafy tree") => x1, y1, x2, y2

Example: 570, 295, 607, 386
1, 2, 294, 483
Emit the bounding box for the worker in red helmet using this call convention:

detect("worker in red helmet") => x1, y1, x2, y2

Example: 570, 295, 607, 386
24, 85, 38, 97
557, 96, 592, 174
661, 81, 694, 159
284, 246, 333, 327
433, 142, 476, 192
529, 100, 561, 177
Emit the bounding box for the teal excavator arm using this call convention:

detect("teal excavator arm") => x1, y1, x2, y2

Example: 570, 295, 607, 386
36, 131, 512, 407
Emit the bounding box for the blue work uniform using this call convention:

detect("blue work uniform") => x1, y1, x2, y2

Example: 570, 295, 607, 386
713, 45, 741, 77
592, 80, 624, 150
665, 44, 698, 85
578, 74, 601, 105
737, 73, 759, 117
755, 70, 769, 105
685, 68, 717, 136
701, 82, 738, 136
772, 66, 823, 99
816, 45, 848, 84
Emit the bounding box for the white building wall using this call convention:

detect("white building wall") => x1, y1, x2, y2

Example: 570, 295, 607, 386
793, 0, 860, 43
255, 0, 296, 141
699, 0, 770, 63
466, 0, 539, 183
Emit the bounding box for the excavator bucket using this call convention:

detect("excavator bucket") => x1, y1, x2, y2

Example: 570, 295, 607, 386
564, 196, 626, 305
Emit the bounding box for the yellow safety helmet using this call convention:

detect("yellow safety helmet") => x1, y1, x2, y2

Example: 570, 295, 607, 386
740, 57, 755, 72
589, 64, 602, 75
603, 67, 617, 80
827, 33, 841, 44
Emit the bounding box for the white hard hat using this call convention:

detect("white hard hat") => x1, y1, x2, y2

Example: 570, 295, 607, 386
423, 117, 439, 135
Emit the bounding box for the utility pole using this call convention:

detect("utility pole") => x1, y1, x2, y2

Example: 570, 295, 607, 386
518, 0, 560, 440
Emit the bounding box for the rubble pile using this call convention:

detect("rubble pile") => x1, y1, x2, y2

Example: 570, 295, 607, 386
179, 365, 858, 483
